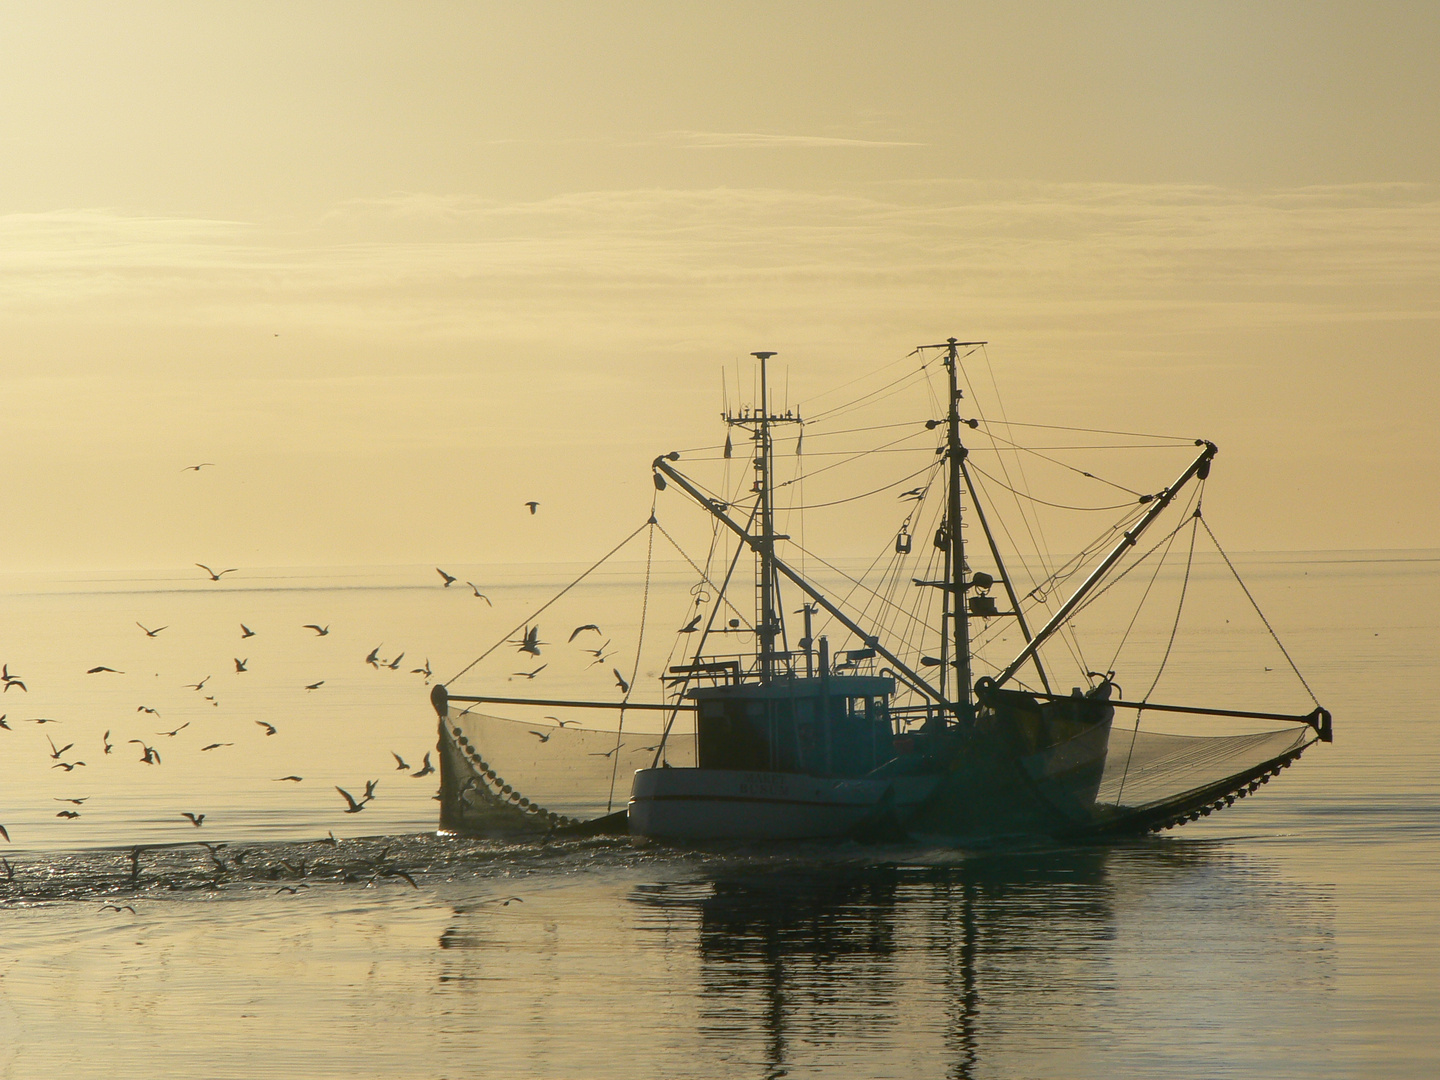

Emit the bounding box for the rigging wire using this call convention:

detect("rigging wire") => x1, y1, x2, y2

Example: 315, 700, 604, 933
606, 511, 657, 812
964, 460, 1140, 512
1199, 517, 1323, 707
773, 428, 932, 489
1115, 506, 1202, 805
781, 460, 943, 511
445, 517, 653, 686
969, 428, 1148, 496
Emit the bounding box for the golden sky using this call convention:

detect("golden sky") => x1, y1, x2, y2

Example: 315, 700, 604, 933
1, 2, 1436, 569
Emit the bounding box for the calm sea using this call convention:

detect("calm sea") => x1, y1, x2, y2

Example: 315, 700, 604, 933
0, 551, 1435, 1079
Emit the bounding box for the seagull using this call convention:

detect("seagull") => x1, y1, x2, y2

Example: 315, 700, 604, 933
255, 720, 277, 736
87, 666, 123, 674
545, 716, 577, 728
365, 646, 382, 668
678, 615, 702, 633
899, 487, 925, 501
130, 741, 161, 765
241, 623, 256, 638
569, 624, 603, 642
182, 463, 215, 472
466, 583, 491, 604
436, 568, 457, 587
305, 680, 324, 690
411, 753, 435, 778
56, 810, 81, 819
391, 752, 411, 771
0, 715, 7, 729
302, 624, 330, 636
196, 564, 238, 581
157, 722, 190, 737
273, 775, 304, 782
515, 626, 544, 657
386, 653, 405, 670
524, 501, 539, 514
100, 903, 137, 913
185, 676, 211, 691
589, 746, 620, 759
512, 664, 547, 679
363, 779, 380, 801
54, 797, 89, 804
336, 786, 367, 813
200, 742, 232, 751
136, 622, 167, 637
613, 668, 630, 694
0, 825, 8, 842
26, 717, 59, 724
47, 735, 74, 759
102, 730, 113, 754
138, 706, 161, 716
52, 760, 86, 771
181, 813, 205, 827
528, 730, 552, 743
2, 679, 25, 693
410, 659, 432, 678
234, 658, 248, 673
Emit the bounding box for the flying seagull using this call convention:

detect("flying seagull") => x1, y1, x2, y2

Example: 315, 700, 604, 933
365, 646, 382, 667
528, 729, 553, 743
185, 676, 211, 691
525, 501, 539, 514
613, 668, 630, 695
336, 786, 367, 813
136, 622, 167, 637
234, 658, 248, 673
412, 753, 435, 778
302, 624, 330, 636
200, 742, 232, 751
466, 583, 491, 604
240, 623, 256, 638
678, 615, 702, 633
182, 463, 215, 472
273, 775, 304, 782
305, 680, 324, 691
196, 564, 237, 581
87, 666, 123, 674
569, 624, 603, 642
436, 568, 457, 587
181, 813, 205, 827
512, 664, 547, 680
391, 752, 411, 771
157, 722, 189, 737
255, 720, 277, 736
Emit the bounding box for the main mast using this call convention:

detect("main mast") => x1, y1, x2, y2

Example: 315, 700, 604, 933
943, 339, 975, 716
726, 351, 800, 682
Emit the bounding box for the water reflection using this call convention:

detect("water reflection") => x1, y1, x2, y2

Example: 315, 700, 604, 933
622, 842, 1329, 1079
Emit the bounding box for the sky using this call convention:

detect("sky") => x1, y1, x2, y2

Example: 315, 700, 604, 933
0, 1, 1436, 571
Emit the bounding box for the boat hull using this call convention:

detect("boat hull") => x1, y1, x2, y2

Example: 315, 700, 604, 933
629, 768, 939, 841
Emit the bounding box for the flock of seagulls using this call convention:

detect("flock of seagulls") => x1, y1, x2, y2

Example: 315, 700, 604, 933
0, 560, 473, 847
0, 491, 603, 861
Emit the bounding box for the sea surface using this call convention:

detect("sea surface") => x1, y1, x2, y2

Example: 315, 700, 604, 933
0, 551, 1436, 1079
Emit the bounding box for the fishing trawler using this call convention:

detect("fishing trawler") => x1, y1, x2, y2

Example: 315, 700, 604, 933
431, 341, 1331, 843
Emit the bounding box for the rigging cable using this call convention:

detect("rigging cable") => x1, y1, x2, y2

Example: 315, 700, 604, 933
606, 508, 658, 812
1115, 502, 1202, 805
445, 517, 653, 686
1199, 517, 1323, 708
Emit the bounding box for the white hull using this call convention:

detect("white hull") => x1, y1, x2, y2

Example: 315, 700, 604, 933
629, 767, 939, 841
